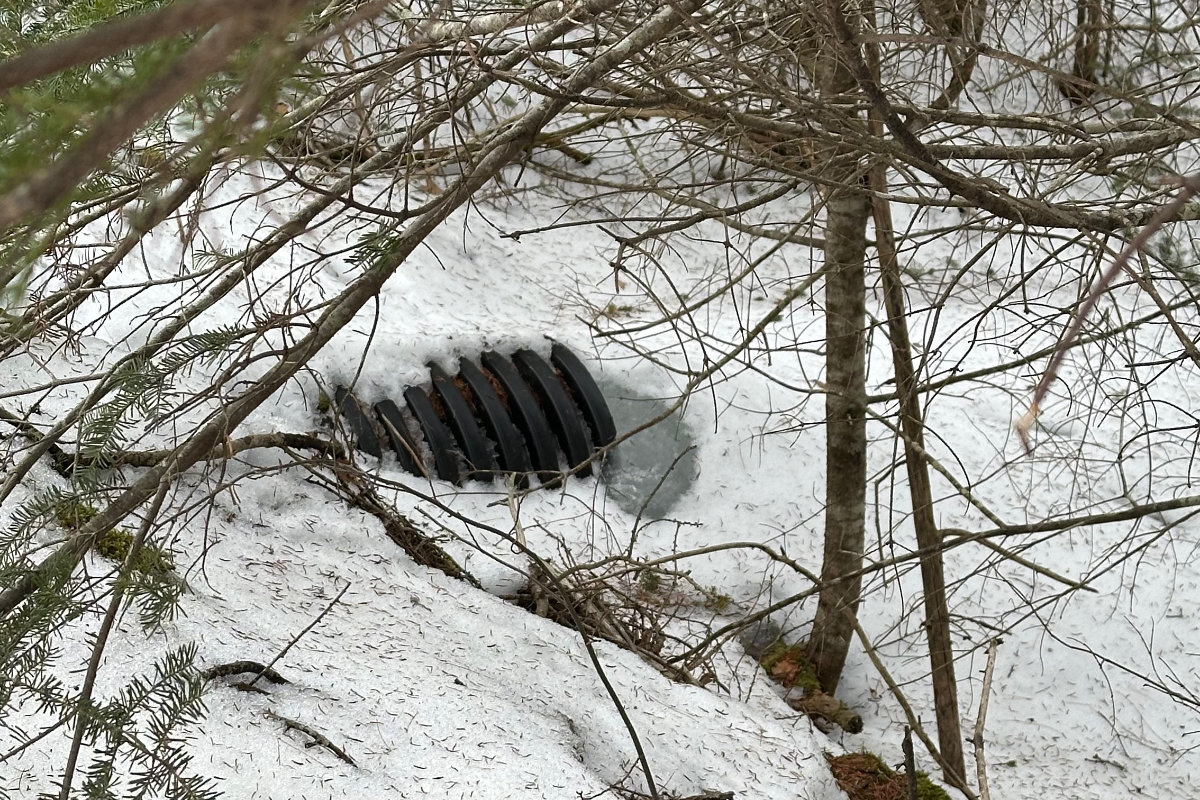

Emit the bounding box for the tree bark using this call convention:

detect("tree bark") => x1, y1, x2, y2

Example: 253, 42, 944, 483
807, 177, 869, 694
870, 108, 966, 784
785, 0, 871, 696
1058, 0, 1103, 105
812, 2, 967, 782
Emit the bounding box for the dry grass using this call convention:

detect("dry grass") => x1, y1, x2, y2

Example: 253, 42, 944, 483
825, 752, 908, 800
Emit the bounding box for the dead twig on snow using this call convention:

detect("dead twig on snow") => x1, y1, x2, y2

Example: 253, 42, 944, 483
249, 582, 350, 691
265, 710, 356, 767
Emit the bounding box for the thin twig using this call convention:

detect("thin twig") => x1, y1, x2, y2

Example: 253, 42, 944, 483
57, 476, 172, 800
848, 614, 981, 800
249, 582, 350, 690
1018, 173, 1200, 450
973, 639, 999, 800
500, 483, 663, 798
264, 710, 356, 766
308, 458, 481, 587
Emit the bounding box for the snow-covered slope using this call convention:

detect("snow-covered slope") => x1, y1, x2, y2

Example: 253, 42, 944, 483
4, 95, 1200, 800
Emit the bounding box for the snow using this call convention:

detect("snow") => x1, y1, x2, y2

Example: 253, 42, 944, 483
6, 159, 1200, 797
0, 173, 853, 799
157, 492, 839, 800
4, 15, 1200, 800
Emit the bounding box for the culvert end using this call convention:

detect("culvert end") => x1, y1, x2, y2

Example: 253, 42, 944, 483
327, 345, 613, 488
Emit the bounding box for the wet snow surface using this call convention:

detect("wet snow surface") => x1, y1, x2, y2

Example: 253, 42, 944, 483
3, 136, 1200, 799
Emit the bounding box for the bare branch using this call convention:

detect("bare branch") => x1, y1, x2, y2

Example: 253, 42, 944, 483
972, 639, 999, 800
0, 0, 296, 92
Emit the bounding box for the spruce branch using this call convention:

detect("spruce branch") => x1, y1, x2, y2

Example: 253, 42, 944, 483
0, 6, 293, 234
0, 0, 298, 93
0, 0, 699, 643
57, 475, 171, 800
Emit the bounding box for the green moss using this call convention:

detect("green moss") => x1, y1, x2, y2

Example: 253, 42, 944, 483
758, 639, 787, 670
825, 751, 951, 800
915, 772, 951, 800
54, 500, 99, 530
759, 641, 822, 694
855, 750, 892, 776
600, 302, 637, 319
316, 389, 332, 414
94, 527, 175, 576
703, 591, 733, 612
638, 568, 661, 593
56, 499, 174, 576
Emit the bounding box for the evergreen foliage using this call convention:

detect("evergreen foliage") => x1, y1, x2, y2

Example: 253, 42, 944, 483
0, 4, 318, 796
1, 0, 1199, 797
0, 0, 185, 308
74, 645, 215, 800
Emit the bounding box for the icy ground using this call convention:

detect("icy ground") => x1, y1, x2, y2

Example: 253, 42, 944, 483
2, 150, 1199, 800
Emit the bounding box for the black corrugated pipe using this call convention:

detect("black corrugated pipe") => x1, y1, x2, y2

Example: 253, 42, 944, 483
330, 344, 614, 487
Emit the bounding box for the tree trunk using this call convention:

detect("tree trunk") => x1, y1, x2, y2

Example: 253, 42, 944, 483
807, 178, 870, 694
1058, 0, 1102, 105
872, 160, 967, 787
786, 1, 871, 697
